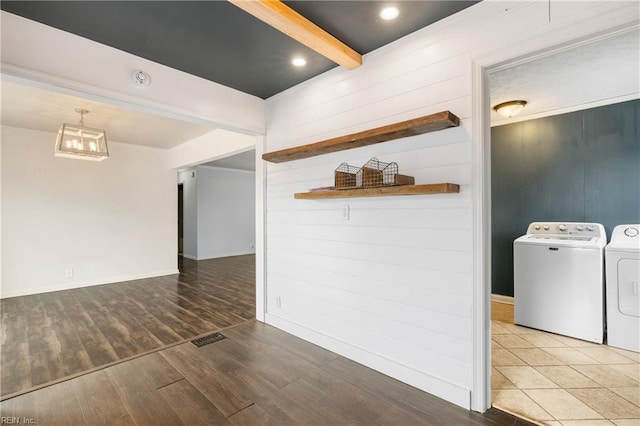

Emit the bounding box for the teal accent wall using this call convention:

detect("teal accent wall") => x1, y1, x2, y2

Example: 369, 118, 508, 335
491, 99, 640, 297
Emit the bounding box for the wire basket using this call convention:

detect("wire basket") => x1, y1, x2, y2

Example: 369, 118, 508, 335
334, 162, 360, 189
357, 157, 414, 188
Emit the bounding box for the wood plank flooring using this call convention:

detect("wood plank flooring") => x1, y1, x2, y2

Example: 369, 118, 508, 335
1, 320, 534, 426
2, 255, 533, 424
0, 255, 255, 398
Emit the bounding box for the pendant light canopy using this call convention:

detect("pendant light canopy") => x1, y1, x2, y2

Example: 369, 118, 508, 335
55, 108, 109, 161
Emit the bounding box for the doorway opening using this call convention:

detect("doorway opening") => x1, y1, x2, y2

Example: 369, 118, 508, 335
485, 29, 640, 424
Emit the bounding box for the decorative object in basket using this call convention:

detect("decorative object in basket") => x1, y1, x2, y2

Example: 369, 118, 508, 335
334, 157, 414, 190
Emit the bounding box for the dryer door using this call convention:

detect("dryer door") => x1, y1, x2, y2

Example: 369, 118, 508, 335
618, 259, 640, 317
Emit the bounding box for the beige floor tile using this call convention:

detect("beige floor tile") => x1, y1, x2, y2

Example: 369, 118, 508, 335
609, 348, 640, 363
497, 366, 559, 389
610, 387, 640, 407
492, 321, 513, 335
502, 322, 544, 335
511, 348, 565, 366
492, 367, 517, 389
544, 421, 563, 426
551, 335, 603, 348
609, 365, 640, 383
611, 420, 640, 426
559, 421, 616, 425
522, 333, 569, 348
493, 348, 527, 366
575, 347, 637, 365
524, 389, 603, 420
542, 347, 601, 365
534, 366, 601, 389
493, 334, 538, 349
567, 388, 640, 419
573, 365, 639, 388
492, 339, 503, 349
492, 389, 554, 421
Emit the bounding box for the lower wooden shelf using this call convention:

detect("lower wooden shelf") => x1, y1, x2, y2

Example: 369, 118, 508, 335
294, 183, 460, 199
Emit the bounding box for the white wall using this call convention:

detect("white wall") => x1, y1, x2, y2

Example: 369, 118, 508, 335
178, 169, 198, 259
168, 129, 259, 170
196, 166, 256, 259
263, 0, 639, 410
1, 126, 178, 298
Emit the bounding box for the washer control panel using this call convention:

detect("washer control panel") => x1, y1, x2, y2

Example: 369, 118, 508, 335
526, 222, 605, 239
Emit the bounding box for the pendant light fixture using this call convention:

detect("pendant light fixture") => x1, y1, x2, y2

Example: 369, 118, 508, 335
493, 100, 527, 118
55, 108, 109, 161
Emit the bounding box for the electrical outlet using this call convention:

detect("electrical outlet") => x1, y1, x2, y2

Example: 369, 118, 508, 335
276, 296, 282, 308
65, 269, 73, 278
342, 204, 350, 220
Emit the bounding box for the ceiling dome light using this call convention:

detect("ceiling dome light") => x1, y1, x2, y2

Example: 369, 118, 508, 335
292, 57, 307, 67
380, 6, 399, 20
493, 100, 527, 118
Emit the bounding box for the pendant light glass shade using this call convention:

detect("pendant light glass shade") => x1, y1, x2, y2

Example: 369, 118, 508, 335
55, 109, 109, 161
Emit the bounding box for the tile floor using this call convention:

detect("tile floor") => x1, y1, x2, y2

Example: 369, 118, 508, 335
491, 302, 640, 426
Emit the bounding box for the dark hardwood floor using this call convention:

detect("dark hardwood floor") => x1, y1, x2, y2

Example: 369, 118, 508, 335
1, 320, 534, 425
0, 255, 255, 398
2, 254, 533, 425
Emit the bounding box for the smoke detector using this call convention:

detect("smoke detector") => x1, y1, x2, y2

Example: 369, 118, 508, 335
131, 70, 151, 87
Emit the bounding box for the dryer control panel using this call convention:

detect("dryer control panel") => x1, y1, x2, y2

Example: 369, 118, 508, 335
610, 225, 640, 246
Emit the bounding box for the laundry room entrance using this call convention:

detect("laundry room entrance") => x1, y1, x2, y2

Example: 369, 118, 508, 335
486, 29, 640, 424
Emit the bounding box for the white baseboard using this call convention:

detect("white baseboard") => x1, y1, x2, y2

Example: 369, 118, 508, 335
182, 254, 198, 260
0, 269, 180, 299
194, 250, 256, 261
265, 313, 471, 410
491, 294, 514, 305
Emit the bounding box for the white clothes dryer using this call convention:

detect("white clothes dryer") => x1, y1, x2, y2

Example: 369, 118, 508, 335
606, 224, 640, 353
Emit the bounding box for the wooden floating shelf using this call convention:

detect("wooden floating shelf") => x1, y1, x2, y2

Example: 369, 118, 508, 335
294, 183, 460, 199
263, 111, 460, 163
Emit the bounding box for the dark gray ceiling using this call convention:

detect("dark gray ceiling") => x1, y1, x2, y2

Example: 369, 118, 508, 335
1, 1, 479, 99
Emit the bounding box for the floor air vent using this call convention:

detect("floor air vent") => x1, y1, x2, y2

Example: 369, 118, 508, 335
191, 332, 226, 347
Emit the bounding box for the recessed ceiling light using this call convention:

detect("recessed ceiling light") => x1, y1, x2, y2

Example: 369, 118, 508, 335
292, 57, 307, 67
380, 6, 399, 20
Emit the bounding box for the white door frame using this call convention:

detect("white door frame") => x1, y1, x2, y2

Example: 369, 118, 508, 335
471, 58, 492, 412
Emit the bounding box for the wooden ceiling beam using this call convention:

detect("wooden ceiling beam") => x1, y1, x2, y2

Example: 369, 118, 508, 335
228, 0, 362, 69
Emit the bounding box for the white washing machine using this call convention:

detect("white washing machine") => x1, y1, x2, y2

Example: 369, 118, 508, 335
606, 224, 640, 353
514, 222, 607, 343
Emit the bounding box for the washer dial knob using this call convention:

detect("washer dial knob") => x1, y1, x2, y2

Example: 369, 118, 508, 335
543, 225, 550, 231
558, 224, 567, 231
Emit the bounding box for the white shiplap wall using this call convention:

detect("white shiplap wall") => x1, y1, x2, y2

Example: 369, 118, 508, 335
263, 1, 639, 409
